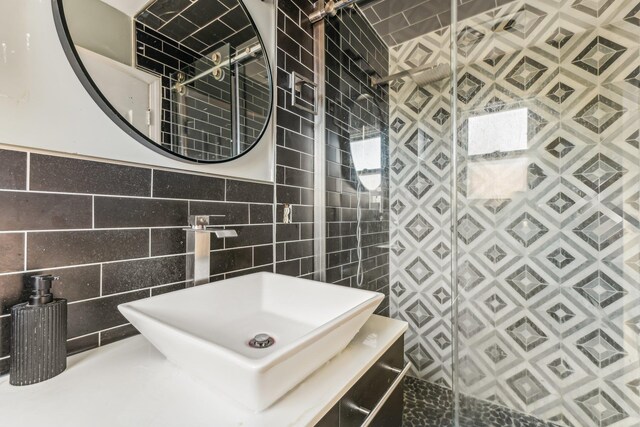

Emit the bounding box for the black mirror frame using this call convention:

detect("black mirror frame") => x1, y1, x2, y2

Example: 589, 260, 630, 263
51, 0, 274, 164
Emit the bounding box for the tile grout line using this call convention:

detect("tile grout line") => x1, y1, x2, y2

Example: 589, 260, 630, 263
23, 232, 27, 271
25, 151, 30, 191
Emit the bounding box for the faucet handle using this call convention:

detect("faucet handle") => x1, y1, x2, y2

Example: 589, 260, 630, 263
188, 215, 225, 229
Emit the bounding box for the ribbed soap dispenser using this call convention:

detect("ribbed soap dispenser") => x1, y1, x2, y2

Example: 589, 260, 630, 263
10, 274, 67, 386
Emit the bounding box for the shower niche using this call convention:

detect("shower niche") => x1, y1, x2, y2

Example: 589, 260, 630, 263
54, 0, 274, 164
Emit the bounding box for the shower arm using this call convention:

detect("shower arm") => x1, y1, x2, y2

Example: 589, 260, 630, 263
370, 62, 460, 86
309, 0, 361, 24
371, 63, 437, 86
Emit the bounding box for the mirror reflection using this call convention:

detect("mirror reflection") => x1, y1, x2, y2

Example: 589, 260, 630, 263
61, 0, 272, 162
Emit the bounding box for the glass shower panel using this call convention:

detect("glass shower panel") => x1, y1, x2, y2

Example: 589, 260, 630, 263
453, 0, 640, 425
387, 0, 455, 412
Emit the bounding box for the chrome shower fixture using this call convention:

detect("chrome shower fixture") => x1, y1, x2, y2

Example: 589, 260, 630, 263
173, 43, 262, 93
309, 0, 362, 23
371, 63, 458, 87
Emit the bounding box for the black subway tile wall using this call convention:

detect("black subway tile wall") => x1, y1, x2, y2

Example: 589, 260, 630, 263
0, 150, 26, 190
325, 8, 390, 315
0, 0, 391, 374
274, 0, 316, 280
30, 154, 151, 196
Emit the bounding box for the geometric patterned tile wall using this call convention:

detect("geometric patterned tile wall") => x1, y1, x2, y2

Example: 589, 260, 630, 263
389, 1, 640, 426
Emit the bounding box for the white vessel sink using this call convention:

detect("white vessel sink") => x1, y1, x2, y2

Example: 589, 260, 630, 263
118, 272, 383, 411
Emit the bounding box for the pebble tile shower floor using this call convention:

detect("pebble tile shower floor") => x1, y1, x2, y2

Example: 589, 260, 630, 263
403, 377, 560, 427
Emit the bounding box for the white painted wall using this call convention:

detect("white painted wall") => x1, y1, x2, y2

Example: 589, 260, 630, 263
0, 0, 276, 183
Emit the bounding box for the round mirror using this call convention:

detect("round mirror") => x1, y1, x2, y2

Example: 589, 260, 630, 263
53, 0, 273, 163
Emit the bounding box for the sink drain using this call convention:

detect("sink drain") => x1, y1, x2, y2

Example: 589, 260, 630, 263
249, 333, 275, 349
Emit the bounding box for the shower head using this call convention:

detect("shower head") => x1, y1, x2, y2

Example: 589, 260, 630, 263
411, 63, 451, 86
371, 62, 455, 87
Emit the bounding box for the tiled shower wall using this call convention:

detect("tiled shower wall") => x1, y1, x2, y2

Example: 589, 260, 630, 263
390, 0, 639, 425
324, 7, 391, 313
0, 0, 320, 375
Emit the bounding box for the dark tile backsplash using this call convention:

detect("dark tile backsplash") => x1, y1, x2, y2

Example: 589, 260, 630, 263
0, 150, 26, 190
153, 169, 225, 200
0, 0, 390, 374
0, 148, 283, 373
30, 154, 151, 196
93, 197, 188, 228
26, 229, 151, 269
0, 234, 24, 274
0, 192, 92, 231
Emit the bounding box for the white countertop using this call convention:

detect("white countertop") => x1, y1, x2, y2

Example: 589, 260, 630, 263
0, 315, 406, 427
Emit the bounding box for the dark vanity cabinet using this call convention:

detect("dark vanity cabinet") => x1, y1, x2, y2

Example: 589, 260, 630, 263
315, 336, 405, 427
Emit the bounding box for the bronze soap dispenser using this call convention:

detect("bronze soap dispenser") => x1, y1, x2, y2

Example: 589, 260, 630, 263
10, 274, 67, 385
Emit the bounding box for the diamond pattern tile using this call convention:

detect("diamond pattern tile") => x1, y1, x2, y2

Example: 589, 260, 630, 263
405, 299, 435, 328
548, 357, 575, 379
405, 87, 433, 114
506, 212, 549, 248
485, 343, 508, 363
546, 137, 575, 158
572, 153, 626, 193
506, 265, 548, 299
506, 57, 549, 90
507, 317, 548, 351
576, 328, 626, 368
573, 95, 625, 134
546, 28, 574, 49
432, 108, 450, 125
458, 308, 485, 338
547, 248, 576, 269
458, 214, 485, 244
484, 47, 505, 67
406, 171, 434, 199
457, 26, 484, 57
572, 0, 616, 17
547, 192, 575, 213
457, 73, 484, 104
575, 388, 628, 427
573, 270, 626, 308
485, 294, 507, 313
573, 36, 627, 76
406, 257, 434, 283
407, 342, 435, 371
573, 211, 622, 251
406, 214, 434, 242
507, 369, 550, 404
505, 5, 547, 38
388, 1, 640, 425
546, 82, 575, 104
485, 244, 507, 264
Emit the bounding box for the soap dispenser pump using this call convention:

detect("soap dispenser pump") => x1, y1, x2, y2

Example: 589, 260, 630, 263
10, 274, 67, 386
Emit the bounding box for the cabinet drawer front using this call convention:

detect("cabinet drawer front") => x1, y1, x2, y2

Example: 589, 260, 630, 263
368, 382, 403, 427
315, 404, 340, 427
339, 337, 404, 427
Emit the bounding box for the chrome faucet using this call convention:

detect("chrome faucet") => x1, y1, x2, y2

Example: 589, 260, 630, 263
185, 215, 238, 285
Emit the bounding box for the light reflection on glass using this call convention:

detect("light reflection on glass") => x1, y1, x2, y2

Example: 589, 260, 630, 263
467, 108, 529, 199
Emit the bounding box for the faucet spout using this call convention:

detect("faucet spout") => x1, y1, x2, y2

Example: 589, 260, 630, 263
185, 215, 237, 286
